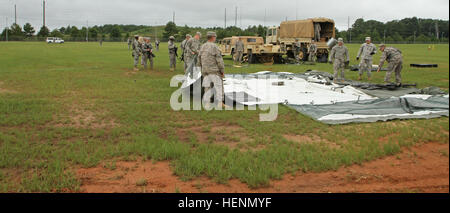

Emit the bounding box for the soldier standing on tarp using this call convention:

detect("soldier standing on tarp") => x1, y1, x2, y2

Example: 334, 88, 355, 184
168, 36, 177, 71
132, 35, 142, 71
377, 44, 403, 86
329, 38, 349, 83
185, 32, 202, 76
198, 32, 226, 110
357, 37, 377, 81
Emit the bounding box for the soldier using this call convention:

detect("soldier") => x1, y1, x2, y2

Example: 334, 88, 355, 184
168, 36, 177, 71
198, 31, 226, 109
155, 40, 160, 51
185, 32, 202, 75
357, 37, 377, 81
293, 38, 302, 63
377, 44, 403, 85
329, 38, 350, 83
181, 34, 192, 70
131, 35, 142, 71
314, 23, 321, 42
127, 38, 132, 50
308, 40, 318, 62
141, 37, 154, 70
234, 37, 245, 64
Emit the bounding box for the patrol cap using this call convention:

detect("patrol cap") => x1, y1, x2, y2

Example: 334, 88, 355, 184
365, 37, 371, 41
186, 34, 192, 38
196, 32, 202, 37
207, 31, 217, 38
379, 43, 386, 48
169, 36, 175, 40
134, 35, 139, 38
338, 38, 344, 42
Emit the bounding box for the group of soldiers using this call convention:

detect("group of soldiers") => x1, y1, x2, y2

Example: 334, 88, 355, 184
130, 35, 159, 71
329, 37, 404, 85
293, 39, 318, 63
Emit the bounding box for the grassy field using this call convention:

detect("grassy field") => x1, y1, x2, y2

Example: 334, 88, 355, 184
0, 41, 448, 192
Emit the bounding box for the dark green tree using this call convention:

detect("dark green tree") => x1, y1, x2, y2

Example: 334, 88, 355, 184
23, 23, 35, 37
163, 21, 178, 40
37, 26, 50, 38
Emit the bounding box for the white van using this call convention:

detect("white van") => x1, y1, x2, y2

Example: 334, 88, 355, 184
46, 37, 64, 44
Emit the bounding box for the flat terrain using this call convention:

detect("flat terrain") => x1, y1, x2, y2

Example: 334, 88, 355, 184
0, 41, 448, 193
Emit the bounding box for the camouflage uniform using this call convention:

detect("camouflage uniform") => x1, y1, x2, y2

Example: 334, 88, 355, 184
181, 38, 189, 70
168, 39, 177, 69
234, 40, 244, 63
127, 38, 132, 50
357, 43, 377, 78
132, 38, 142, 68
379, 47, 403, 84
185, 37, 201, 72
329, 44, 350, 81
314, 23, 321, 42
141, 42, 154, 70
308, 43, 317, 62
199, 40, 225, 105
293, 41, 302, 62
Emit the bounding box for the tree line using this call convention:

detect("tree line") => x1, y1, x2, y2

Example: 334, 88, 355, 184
1, 17, 448, 43
337, 17, 449, 43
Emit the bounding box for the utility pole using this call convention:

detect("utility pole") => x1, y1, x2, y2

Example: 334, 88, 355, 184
173, 11, 175, 24
240, 7, 242, 28
224, 8, 227, 28
43, 0, 46, 27
14, 4, 17, 25
295, 0, 298, 20
264, 9, 266, 27
5, 17, 8, 42
235, 6, 237, 27
86, 20, 89, 42
435, 22, 439, 40
383, 29, 386, 43
413, 31, 416, 44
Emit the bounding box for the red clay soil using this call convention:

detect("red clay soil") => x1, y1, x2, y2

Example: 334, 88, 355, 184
77, 142, 449, 193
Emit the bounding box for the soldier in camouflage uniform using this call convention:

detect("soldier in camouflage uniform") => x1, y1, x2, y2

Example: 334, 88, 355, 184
185, 32, 202, 74
357, 37, 377, 81
132, 35, 142, 71
377, 44, 403, 85
308, 40, 318, 62
168, 36, 177, 71
141, 38, 154, 70
314, 23, 321, 42
234, 37, 245, 64
329, 38, 350, 83
181, 34, 191, 71
293, 38, 302, 63
198, 32, 226, 109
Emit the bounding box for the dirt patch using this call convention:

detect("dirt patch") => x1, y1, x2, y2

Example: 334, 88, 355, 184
176, 123, 251, 150
53, 106, 119, 129
284, 134, 342, 149
0, 82, 17, 94
77, 142, 449, 193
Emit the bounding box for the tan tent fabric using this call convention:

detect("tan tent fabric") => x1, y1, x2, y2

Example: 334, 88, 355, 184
279, 18, 335, 39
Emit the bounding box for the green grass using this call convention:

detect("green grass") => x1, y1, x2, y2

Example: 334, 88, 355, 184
0, 41, 448, 192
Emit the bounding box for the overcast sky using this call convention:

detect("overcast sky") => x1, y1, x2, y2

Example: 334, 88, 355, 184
1, 0, 449, 31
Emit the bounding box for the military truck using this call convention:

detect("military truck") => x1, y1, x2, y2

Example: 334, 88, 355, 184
219, 36, 283, 64
266, 18, 335, 62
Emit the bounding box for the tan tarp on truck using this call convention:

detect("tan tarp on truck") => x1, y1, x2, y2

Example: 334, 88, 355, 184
279, 18, 335, 39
